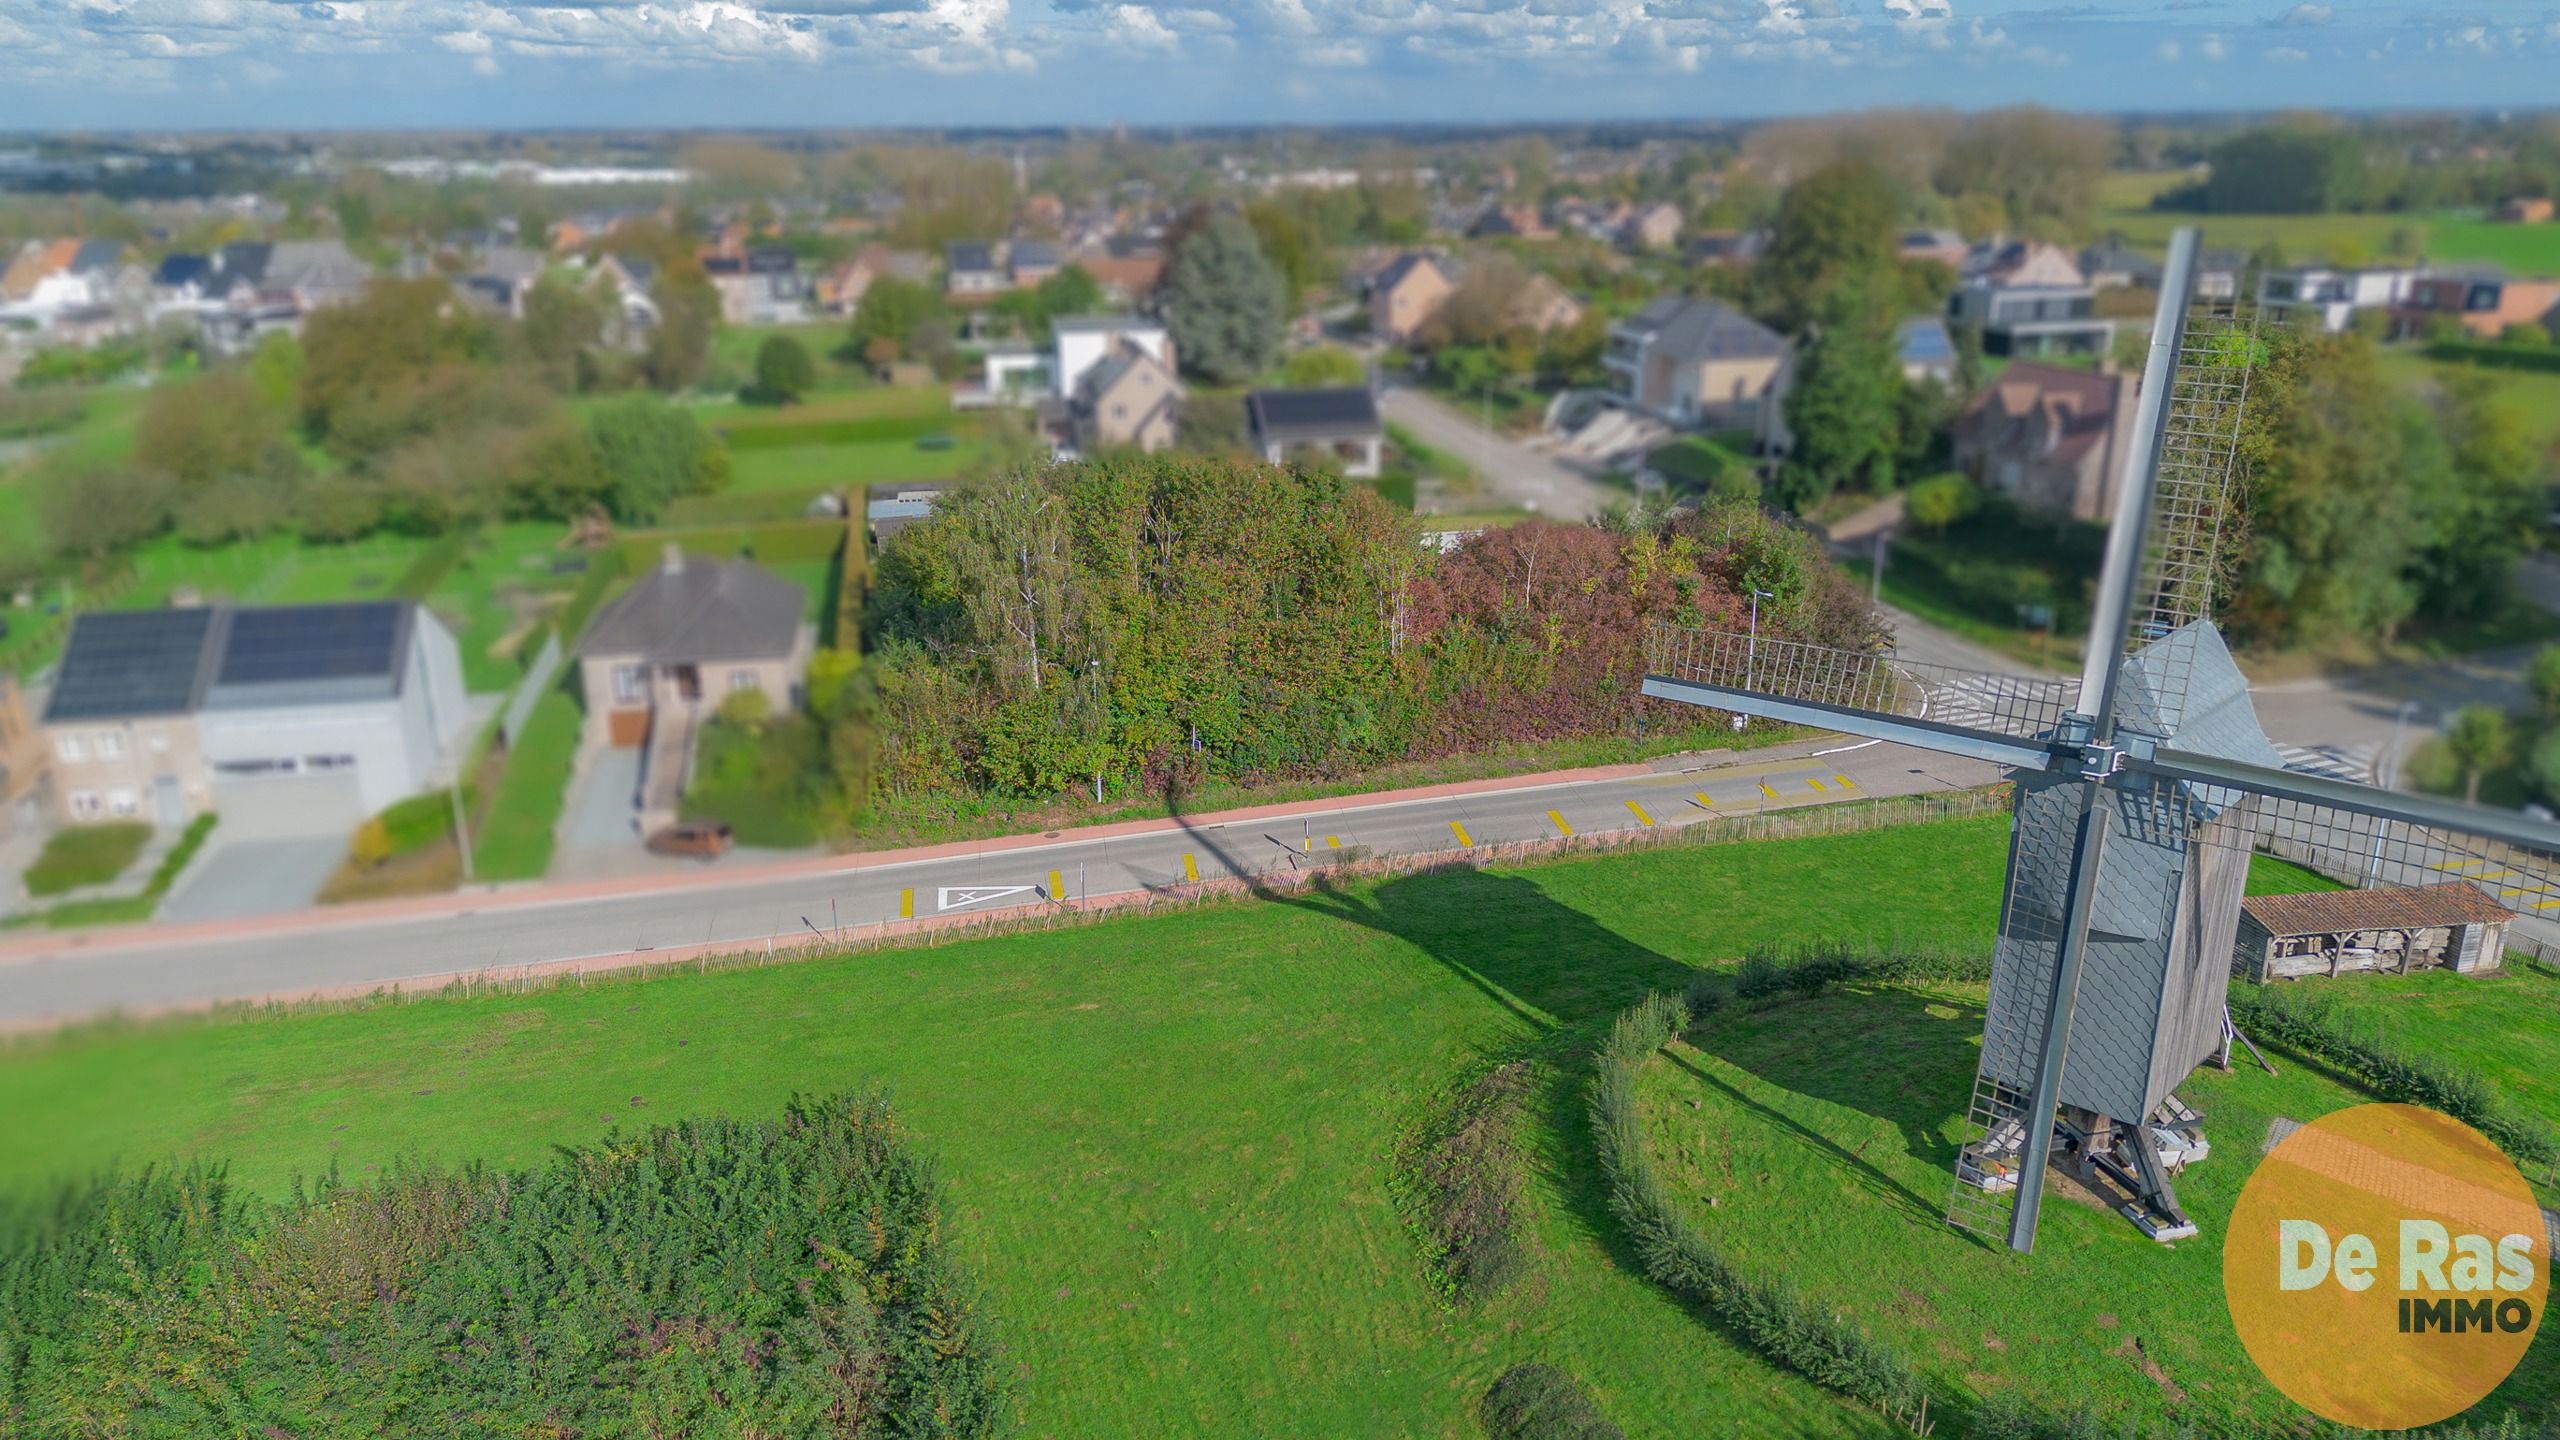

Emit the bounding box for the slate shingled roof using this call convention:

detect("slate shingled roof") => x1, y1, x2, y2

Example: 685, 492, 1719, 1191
1247, 387, 1382, 443
2244, 883, 2515, 936
577, 556, 805, 665
946, 241, 997, 274
1617, 296, 1786, 362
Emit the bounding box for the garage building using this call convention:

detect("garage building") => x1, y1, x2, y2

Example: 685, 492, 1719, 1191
41, 601, 468, 838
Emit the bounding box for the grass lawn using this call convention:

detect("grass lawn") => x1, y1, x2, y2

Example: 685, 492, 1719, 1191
0, 818, 2026, 1438
1645, 978, 2557, 1434
22, 822, 151, 897
470, 682, 582, 882
423, 522, 588, 694
112, 532, 430, 613
726, 436, 985, 495
2380, 345, 2560, 450
1850, 506, 2104, 672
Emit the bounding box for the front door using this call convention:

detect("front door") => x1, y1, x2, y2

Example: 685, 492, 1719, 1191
673, 665, 703, 702
152, 775, 184, 828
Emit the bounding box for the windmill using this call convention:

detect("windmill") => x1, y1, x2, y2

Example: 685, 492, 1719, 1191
1642, 228, 2560, 1255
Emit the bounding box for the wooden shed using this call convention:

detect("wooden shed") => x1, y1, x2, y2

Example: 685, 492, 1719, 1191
2234, 883, 2516, 983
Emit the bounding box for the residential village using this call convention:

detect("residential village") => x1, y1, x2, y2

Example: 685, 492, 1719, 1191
3, 117, 2559, 933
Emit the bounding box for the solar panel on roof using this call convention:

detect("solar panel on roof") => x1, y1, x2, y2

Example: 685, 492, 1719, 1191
43, 609, 216, 722
215, 604, 405, 688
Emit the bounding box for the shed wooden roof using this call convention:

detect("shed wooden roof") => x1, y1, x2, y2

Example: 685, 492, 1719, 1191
2242, 882, 2515, 937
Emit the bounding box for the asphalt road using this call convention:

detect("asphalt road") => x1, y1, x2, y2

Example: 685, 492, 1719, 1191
1378, 385, 1616, 522
0, 740, 2002, 1028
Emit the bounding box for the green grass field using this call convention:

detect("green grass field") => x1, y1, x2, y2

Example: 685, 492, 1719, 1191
0, 819, 2022, 1438
1645, 980, 2557, 1434
2093, 172, 2560, 272
2380, 346, 2560, 449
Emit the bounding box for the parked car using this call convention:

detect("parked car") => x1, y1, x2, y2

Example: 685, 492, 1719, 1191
647, 821, 734, 858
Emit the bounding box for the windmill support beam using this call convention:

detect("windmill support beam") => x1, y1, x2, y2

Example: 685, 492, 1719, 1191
1637, 676, 2057, 773
2007, 784, 2112, 1255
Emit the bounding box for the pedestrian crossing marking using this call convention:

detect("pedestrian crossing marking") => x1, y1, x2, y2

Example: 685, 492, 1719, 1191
1548, 809, 1574, 837
1182, 852, 1200, 883
1049, 869, 1064, 901
1449, 820, 1474, 847
1694, 791, 1716, 810
1759, 782, 1780, 800
939, 885, 1038, 912
1625, 800, 1654, 827
1325, 835, 1340, 849
899, 888, 914, 919
1834, 774, 1856, 790
1806, 777, 1829, 792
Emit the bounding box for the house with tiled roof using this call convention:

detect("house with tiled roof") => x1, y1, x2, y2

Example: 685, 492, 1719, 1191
1604, 296, 1791, 434
1952, 360, 2135, 524
1366, 251, 1454, 344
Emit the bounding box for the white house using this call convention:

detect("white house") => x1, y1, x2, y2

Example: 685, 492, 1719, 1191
41, 602, 469, 837
2257, 264, 2417, 333
1053, 315, 1173, 396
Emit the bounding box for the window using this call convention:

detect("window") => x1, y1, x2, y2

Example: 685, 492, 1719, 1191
306, 754, 358, 772
55, 733, 86, 763
612, 664, 648, 705
108, 788, 138, 817
728, 669, 758, 694
69, 790, 101, 820
95, 730, 126, 760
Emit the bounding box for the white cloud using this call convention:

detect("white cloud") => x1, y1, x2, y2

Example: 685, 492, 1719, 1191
2263, 43, 2307, 61
2199, 31, 2227, 58
471, 53, 500, 75
1103, 2, 1178, 52
2271, 2, 2331, 25
433, 29, 493, 55
2156, 37, 2180, 59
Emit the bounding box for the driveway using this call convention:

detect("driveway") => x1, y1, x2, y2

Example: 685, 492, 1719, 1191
551, 747, 645, 882
158, 837, 344, 923
1378, 386, 1616, 522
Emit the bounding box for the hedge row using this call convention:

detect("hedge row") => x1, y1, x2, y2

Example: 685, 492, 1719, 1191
1586, 992, 1932, 1427
2427, 340, 2560, 375
2227, 984, 2560, 1178
1689, 939, 1996, 1018
720, 413, 961, 449
612, 519, 847, 572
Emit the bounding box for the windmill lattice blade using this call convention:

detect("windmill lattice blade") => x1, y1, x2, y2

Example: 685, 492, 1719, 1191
1646, 624, 2076, 744
2122, 751, 2560, 924
2122, 301, 2260, 739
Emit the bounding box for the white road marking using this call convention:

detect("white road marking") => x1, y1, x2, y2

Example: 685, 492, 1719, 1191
938, 885, 1038, 912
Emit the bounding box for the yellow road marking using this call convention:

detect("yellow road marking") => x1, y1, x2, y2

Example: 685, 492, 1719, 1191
2446, 858, 2494, 873
2497, 885, 2537, 898
1449, 820, 1474, 847
2535, 898, 2560, 912
898, 888, 913, 919
1806, 777, 1829, 792
1694, 790, 1716, 810
1182, 852, 1199, 883
1325, 835, 1340, 849
1548, 809, 1574, 837
2472, 869, 2517, 882
1625, 800, 1654, 827
1049, 869, 1064, 901
1758, 782, 1780, 800
1834, 774, 1856, 790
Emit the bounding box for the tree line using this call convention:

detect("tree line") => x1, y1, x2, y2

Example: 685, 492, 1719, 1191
857, 453, 1876, 816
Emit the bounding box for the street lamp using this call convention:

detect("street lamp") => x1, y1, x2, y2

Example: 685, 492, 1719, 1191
1745, 588, 1775, 691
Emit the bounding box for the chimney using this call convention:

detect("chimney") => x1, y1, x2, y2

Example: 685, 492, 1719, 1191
661, 542, 684, 577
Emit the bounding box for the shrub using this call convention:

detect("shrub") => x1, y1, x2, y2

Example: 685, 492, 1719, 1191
1399, 1059, 1533, 1304
1479, 1363, 1625, 1440
0, 1092, 1009, 1437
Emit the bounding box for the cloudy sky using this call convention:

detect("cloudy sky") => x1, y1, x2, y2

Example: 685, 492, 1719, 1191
2, 1, 2556, 130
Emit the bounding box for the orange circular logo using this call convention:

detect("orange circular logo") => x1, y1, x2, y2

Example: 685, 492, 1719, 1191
2225, 1103, 2547, 1429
